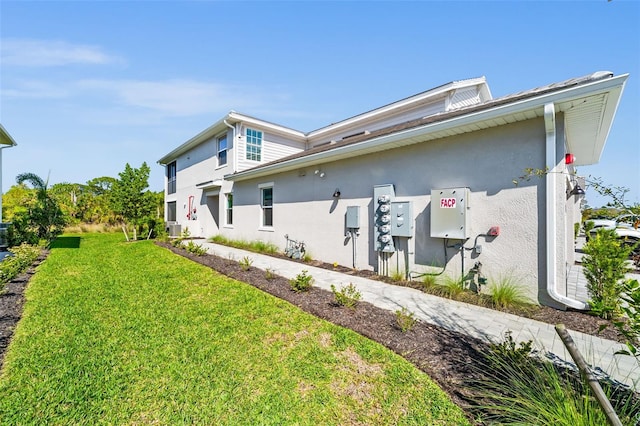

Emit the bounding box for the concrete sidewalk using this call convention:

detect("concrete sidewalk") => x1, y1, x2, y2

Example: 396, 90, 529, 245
195, 241, 639, 390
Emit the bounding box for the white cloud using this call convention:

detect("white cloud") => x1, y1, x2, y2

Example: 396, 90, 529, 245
1, 79, 70, 99
77, 79, 266, 116
1, 38, 122, 67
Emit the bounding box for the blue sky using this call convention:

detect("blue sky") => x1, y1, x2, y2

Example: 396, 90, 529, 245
1, 1, 638, 207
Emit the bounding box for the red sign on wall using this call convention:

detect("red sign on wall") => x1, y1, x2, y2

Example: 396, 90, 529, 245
440, 198, 457, 208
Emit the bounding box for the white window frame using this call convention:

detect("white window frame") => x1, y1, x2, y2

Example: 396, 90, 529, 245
217, 134, 227, 167
246, 128, 262, 162
224, 192, 233, 227
258, 182, 274, 230
167, 161, 177, 194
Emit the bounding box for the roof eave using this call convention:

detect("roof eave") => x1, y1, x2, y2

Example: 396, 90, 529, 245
228, 74, 628, 182
0, 124, 18, 147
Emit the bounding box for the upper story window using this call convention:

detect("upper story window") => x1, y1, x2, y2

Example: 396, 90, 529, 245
217, 135, 227, 167
246, 128, 262, 162
167, 161, 176, 194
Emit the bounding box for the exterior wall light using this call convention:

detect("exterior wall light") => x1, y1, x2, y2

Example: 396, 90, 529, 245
332, 189, 341, 198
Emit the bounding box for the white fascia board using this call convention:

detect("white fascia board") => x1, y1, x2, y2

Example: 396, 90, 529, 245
227, 112, 306, 140
307, 77, 489, 139
157, 114, 232, 165
0, 124, 18, 146
228, 74, 628, 182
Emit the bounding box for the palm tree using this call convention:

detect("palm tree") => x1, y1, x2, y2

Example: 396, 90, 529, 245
15, 172, 66, 243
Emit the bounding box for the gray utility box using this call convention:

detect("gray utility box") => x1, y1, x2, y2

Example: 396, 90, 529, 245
390, 201, 413, 237
430, 188, 470, 239
346, 206, 360, 229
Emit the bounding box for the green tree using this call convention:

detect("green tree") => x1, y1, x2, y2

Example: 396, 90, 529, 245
111, 163, 156, 239
14, 172, 66, 244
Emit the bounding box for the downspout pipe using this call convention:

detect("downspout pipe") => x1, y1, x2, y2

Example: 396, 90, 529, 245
544, 103, 589, 310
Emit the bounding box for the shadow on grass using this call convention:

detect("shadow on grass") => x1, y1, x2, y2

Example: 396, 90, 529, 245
51, 236, 81, 249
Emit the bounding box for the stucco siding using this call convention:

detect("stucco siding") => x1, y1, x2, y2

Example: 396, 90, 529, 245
224, 118, 550, 303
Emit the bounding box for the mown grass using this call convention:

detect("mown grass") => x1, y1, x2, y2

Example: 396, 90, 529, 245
0, 233, 469, 425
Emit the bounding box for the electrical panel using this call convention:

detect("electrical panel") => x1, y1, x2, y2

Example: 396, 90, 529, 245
346, 206, 360, 229
430, 187, 470, 239
391, 201, 413, 237
374, 184, 395, 252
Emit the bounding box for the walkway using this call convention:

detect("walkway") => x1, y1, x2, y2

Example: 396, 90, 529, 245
195, 241, 639, 390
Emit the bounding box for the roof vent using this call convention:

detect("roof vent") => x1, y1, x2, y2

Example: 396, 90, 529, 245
590, 71, 613, 80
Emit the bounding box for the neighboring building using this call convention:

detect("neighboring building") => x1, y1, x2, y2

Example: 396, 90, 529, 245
0, 124, 18, 223
158, 72, 628, 309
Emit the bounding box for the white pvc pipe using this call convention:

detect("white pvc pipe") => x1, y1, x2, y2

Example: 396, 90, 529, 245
544, 103, 589, 310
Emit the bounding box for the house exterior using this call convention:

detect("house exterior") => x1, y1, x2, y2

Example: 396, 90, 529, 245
0, 124, 18, 224
158, 72, 627, 309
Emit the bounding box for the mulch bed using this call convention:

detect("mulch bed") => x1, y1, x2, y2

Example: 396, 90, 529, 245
0, 251, 48, 367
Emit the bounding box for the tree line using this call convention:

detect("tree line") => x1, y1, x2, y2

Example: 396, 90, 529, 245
2, 162, 163, 246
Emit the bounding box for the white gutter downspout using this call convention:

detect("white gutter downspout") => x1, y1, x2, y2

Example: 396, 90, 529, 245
544, 103, 589, 310
223, 119, 237, 173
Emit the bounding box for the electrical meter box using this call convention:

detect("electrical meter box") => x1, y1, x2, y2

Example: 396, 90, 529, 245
346, 206, 360, 229
430, 187, 470, 239
390, 201, 413, 237
374, 184, 396, 252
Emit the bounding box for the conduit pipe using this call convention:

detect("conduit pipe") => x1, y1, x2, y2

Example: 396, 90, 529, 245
544, 103, 589, 310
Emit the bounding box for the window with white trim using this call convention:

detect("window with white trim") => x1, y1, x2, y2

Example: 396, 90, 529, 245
225, 193, 233, 225
246, 128, 262, 162
217, 135, 227, 166
260, 185, 273, 227
167, 161, 176, 194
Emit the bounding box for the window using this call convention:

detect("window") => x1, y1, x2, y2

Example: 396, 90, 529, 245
167, 201, 177, 222
246, 128, 262, 161
217, 135, 227, 166
260, 186, 273, 227
167, 161, 176, 194
226, 193, 233, 225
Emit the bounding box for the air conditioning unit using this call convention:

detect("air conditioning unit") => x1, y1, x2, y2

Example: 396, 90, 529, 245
167, 223, 182, 237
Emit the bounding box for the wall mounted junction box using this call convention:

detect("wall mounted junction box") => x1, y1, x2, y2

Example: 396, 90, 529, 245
430, 187, 470, 239
390, 201, 413, 237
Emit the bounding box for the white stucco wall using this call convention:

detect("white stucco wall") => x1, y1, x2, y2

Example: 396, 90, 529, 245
225, 118, 558, 304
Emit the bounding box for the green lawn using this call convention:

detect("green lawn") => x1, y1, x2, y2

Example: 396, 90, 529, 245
0, 233, 469, 425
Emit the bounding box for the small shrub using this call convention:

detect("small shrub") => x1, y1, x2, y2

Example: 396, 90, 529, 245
487, 276, 531, 309
184, 241, 207, 256
302, 252, 312, 263
395, 307, 417, 332
582, 229, 632, 319
239, 256, 253, 271
489, 331, 533, 364
290, 270, 313, 292
390, 271, 405, 282
331, 283, 361, 309
421, 274, 439, 289
265, 268, 276, 280
0, 243, 40, 285
440, 275, 465, 299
